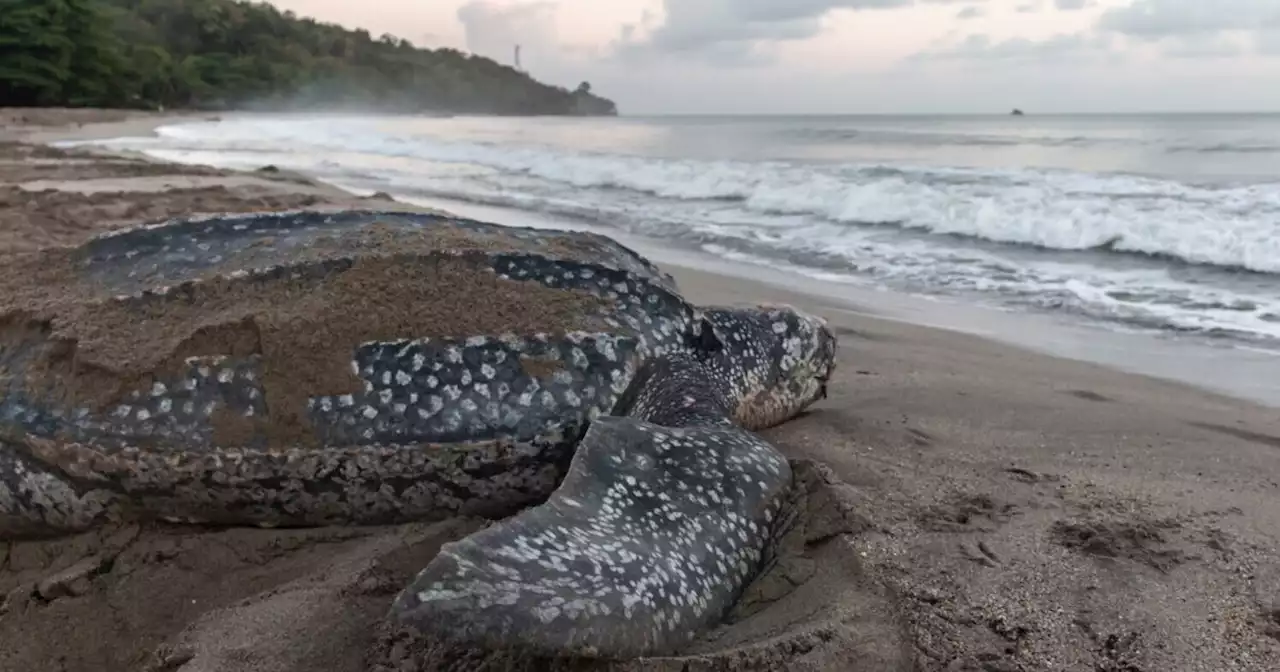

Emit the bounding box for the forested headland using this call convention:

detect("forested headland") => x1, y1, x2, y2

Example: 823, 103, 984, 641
0, 0, 618, 116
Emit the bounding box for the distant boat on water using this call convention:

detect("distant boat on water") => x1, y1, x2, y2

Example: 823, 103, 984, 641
1010, 108, 1025, 116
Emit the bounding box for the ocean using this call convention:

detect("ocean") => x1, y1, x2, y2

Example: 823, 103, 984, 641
80, 112, 1280, 353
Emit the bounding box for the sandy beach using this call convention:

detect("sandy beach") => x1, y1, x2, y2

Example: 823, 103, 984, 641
2, 108, 1279, 672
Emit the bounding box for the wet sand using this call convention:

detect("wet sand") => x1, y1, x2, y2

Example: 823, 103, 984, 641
2, 108, 1279, 672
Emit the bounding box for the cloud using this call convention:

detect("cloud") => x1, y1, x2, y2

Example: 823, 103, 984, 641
619, 0, 913, 61
1097, 0, 1280, 40
956, 6, 985, 19
456, 1, 560, 63
1015, 2, 1040, 12
454, 1, 612, 87
1259, 30, 1280, 55
1054, 0, 1088, 9
1095, 0, 1280, 59
1162, 34, 1246, 59
912, 31, 1116, 64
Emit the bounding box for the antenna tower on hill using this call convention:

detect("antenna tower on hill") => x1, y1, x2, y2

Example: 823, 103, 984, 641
514, 44, 522, 71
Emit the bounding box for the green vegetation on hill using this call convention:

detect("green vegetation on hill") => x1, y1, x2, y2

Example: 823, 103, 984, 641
0, 0, 617, 115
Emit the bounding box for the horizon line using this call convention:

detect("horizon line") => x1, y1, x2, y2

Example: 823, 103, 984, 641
617, 109, 1280, 117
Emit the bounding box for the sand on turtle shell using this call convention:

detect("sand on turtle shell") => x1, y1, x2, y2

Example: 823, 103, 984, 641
0, 222, 616, 449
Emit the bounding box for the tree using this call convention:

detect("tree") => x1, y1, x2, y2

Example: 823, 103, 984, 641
0, 0, 619, 115
61, 0, 130, 106
0, 0, 76, 106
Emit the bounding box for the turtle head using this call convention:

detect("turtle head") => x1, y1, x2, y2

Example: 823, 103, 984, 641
698, 304, 837, 431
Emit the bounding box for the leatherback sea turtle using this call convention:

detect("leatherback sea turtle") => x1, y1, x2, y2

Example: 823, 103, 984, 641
0, 209, 836, 659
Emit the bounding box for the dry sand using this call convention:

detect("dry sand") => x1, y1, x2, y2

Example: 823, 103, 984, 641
2, 108, 1279, 672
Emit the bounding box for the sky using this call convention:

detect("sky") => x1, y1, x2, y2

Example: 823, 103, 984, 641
265, 0, 1280, 114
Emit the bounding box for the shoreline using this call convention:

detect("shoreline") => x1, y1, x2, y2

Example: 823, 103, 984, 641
4, 109, 1280, 672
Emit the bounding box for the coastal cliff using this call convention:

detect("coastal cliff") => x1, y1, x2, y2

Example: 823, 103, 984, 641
0, 0, 618, 116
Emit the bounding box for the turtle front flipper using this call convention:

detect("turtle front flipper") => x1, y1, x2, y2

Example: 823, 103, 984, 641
383, 303, 840, 660
386, 358, 795, 659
